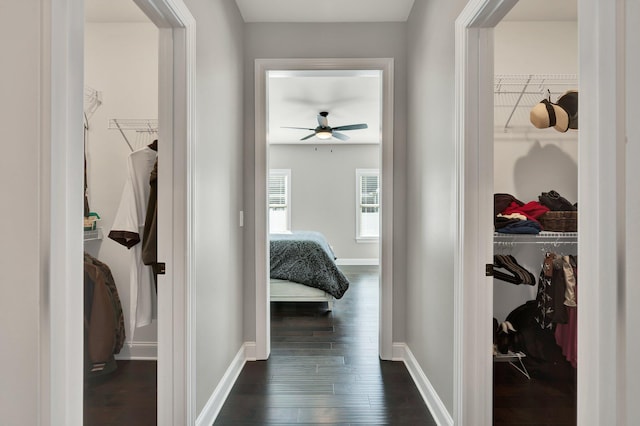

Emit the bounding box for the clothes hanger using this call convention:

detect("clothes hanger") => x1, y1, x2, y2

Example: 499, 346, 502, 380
493, 254, 535, 285
493, 255, 523, 284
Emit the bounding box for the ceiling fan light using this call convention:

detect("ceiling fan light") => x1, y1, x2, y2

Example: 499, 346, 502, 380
316, 131, 332, 140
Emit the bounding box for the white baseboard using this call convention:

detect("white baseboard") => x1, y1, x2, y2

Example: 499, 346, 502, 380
114, 340, 158, 360
335, 258, 379, 266
196, 342, 252, 426
244, 341, 257, 361
393, 342, 453, 426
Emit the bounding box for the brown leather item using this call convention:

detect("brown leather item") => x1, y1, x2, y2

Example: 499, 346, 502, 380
85, 263, 116, 364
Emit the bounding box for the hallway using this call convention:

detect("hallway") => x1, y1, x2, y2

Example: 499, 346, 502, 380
214, 265, 436, 425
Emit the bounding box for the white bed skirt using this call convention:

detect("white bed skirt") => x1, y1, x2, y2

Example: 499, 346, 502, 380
270, 279, 334, 310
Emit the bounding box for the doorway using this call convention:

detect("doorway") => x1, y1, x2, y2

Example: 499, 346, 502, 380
455, 0, 626, 424
491, 3, 578, 423
50, 0, 195, 424
253, 58, 395, 360
83, 1, 160, 422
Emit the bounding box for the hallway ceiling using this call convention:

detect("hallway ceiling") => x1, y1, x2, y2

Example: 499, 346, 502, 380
84, 0, 576, 24
234, 0, 415, 22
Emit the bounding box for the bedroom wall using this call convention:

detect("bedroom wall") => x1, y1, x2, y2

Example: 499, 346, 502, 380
184, 0, 246, 415
406, 0, 469, 414
269, 144, 380, 261
84, 21, 159, 353
243, 22, 408, 343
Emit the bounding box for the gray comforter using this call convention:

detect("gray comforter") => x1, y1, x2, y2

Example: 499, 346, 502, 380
270, 231, 350, 299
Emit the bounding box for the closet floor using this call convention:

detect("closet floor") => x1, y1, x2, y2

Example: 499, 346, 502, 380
84, 360, 157, 426
493, 360, 577, 425
215, 265, 436, 425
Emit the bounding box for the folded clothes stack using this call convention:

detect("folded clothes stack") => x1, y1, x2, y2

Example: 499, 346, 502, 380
494, 190, 577, 234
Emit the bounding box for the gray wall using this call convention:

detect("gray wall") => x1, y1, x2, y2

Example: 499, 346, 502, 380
626, 2, 640, 421
269, 144, 380, 260
406, 0, 468, 413
0, 1, 44, 423
243, 23, 408, 342
185, 0, 246, 414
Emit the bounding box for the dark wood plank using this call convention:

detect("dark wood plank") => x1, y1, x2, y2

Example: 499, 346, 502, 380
493, 359, 577, 425
84, 360, 157, 426
215, 265, 437, 425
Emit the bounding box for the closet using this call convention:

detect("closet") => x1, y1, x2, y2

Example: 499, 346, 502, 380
492, 4, 578, 425
83, 1, 159, 423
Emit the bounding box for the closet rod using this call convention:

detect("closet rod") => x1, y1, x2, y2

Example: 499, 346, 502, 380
494, 240, 577, 245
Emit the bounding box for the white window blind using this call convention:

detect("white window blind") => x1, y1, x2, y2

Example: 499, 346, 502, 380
356, 169, 380, 241
269, 169, 291, 233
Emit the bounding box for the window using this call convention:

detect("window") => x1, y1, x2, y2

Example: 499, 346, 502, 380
356, 169, 380, 242
269, 169, 291, 233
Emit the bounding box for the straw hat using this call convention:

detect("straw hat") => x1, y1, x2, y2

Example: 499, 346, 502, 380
530, 99, 570, 132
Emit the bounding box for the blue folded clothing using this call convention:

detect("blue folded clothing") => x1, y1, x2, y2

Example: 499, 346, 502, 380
496, 219, 541, 234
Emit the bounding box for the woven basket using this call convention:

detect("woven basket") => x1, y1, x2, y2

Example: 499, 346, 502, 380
539, 211, 578, 232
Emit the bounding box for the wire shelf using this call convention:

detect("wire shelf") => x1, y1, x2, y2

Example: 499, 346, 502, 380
494, 74, 578, 132
108, 118, 158, 132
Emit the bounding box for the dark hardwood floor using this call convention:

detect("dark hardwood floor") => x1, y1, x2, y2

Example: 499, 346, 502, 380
84, 360, 157, 426
493, 359, 577, 425
214, 265, 436, 425
83, 265, 576, 425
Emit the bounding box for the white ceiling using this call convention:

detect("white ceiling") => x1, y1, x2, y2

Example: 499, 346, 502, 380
267, 71, 382, 144
235, 0, 415, 23
84, 0, 577, 24
85, 0, 149, 22
504, 0, 577, 21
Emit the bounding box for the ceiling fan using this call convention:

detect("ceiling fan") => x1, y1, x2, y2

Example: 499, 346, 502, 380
282, 111, 368, 141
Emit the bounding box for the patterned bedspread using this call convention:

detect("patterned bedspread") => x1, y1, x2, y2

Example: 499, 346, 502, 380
269, 231, 350, 299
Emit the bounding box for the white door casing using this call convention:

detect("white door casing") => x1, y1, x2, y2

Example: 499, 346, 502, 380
455, 0, 628, 425
454, 2, 512, 424
48, 0, 196, 424
135, 1, 197, 424
254, 58, 395, 361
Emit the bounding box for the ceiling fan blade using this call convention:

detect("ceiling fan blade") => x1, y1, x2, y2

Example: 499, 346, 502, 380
332, 123, 368, 131
332, 131, 350, 141
300, 133, 316, 140
282, 126, 315, 130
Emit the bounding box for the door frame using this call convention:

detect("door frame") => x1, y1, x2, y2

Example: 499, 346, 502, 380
48, 0, 196, 424
254, 58, 395, 360
454, 0, 627, 424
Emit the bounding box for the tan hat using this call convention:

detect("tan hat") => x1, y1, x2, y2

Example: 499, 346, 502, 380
530, 99, 570, 133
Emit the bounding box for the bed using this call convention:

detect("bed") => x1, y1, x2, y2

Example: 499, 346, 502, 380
270, 231, 350, 310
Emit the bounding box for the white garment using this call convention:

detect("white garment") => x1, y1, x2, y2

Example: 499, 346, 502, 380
109, 146, 157, 339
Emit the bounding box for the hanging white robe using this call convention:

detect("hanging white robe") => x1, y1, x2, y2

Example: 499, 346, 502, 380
108, 146, 157, 339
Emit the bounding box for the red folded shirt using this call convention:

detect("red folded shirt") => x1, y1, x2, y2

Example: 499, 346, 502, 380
502, 201, 550, 223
